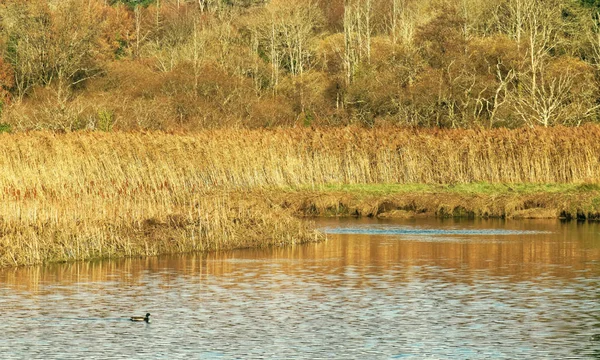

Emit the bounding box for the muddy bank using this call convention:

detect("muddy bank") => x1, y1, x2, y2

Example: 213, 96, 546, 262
260, 190, 600, 221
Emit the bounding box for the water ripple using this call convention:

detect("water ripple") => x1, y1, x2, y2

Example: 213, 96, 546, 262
322, 225, 551, 236
0, 218, 598, 359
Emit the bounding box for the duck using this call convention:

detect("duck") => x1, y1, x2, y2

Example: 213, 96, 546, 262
130, 313, 151, 323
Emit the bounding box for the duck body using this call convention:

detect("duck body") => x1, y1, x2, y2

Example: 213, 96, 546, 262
130, 313, 151, 323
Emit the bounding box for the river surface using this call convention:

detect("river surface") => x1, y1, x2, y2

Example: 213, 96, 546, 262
0, 218, 599, 359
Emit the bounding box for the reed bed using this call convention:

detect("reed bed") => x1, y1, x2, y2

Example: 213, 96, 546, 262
0, 191, 321, 267
3, 125, 598, 192
1, 125, 599, 266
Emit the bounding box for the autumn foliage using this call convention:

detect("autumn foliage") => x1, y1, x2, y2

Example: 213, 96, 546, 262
0, 0, 597, 130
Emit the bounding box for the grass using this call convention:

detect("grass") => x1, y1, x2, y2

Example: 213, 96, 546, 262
264, 183, 600, 219
291, 182, 600, 197
299, 183, 433, 195
1, 125, 600, 266
330, 183, 597, 194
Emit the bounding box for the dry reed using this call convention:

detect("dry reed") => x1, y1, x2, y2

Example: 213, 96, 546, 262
1, 125, 599, 266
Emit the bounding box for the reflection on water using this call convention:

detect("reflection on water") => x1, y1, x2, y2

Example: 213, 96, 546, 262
0, 218, 599, 359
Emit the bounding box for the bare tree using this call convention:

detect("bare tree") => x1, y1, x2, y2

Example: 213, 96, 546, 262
1, 0, 104, 101
343, 0, 372, 85
586, 11, 600, 71
484, 63, 515, 128
388, 0, 420, 46
247, 0, 322, 94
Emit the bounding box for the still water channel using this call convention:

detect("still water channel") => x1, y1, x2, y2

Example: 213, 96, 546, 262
0, 218, 599, 359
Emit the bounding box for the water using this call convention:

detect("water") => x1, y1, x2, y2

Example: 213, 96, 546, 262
0, 218, 599, 359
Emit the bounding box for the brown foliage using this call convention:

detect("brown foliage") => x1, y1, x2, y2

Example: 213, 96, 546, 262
0, 0, 599, 129
415, 3, 467, 68
0, 56, 15, 103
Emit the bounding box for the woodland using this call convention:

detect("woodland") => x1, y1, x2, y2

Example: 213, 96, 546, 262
0, 0, 600, 131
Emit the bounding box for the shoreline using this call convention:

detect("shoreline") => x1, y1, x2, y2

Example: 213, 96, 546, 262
1, 128, 600, 267
263, 184, 600, 220
2, 185, 598, 268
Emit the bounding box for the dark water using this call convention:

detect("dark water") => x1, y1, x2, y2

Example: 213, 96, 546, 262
0, 218, 599, 359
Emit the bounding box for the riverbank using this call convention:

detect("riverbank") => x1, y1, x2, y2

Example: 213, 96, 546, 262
1, 127, 599, 266
6, 184, 599, 268
266, 183, 600, 220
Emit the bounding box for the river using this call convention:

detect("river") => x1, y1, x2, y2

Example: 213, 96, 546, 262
0, 218, 599, 359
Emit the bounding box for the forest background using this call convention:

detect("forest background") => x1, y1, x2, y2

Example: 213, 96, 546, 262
1, 0, 600, 131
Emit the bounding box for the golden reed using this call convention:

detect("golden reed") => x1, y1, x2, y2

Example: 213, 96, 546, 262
0, 125, 598, 266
